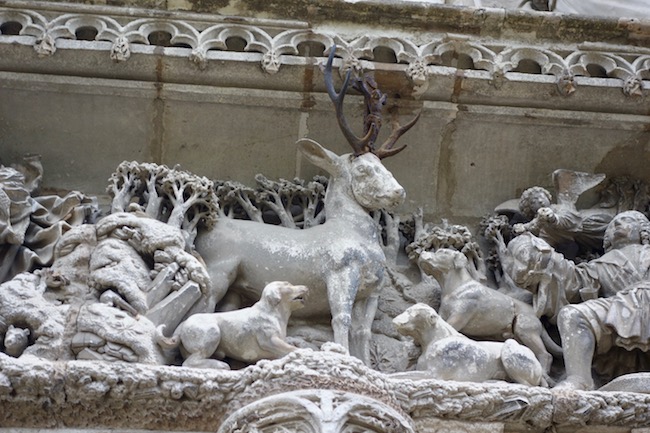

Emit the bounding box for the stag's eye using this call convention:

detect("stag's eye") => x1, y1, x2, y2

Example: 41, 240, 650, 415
355, 165, 370, 176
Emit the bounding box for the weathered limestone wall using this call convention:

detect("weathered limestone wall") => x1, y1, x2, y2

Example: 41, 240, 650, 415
1, 0, 649, 225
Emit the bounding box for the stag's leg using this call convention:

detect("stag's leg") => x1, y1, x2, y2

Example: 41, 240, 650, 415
351, 294, 379, 365
327, 271, 360, 355
189, 257, 240, 314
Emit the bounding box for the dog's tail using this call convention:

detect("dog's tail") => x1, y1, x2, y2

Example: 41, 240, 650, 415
542, 328, 563, 358
154, 324, 181, 350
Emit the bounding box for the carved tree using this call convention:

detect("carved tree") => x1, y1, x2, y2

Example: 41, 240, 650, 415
107, 161, 143, 214
214, 175, 327, 229
107, 162, 218, 245
161, 170, 218, 242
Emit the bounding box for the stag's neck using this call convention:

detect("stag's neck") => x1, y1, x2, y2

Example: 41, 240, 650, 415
323, 178, 378, 237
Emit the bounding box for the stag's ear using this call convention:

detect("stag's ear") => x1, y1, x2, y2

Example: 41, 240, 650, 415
296, 138, 341, 175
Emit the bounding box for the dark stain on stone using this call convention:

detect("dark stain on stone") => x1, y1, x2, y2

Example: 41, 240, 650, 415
374, 70, 412, 100
451, 70, 464, 103
301, 65, 316, 110
594, 135, 650, 183
436, 115, 458, 214
188, 0, 231, 12
151, 51, 165, 164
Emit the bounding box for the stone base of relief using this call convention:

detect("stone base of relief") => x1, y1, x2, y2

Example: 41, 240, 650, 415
2, 347, 650, 432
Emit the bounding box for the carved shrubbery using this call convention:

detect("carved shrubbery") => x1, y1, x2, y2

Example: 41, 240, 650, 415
108, 161, 218, 244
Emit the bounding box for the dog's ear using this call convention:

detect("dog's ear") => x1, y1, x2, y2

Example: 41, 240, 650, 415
453, 252, 467, 269
424, 308, 439, 328
266, 286, 282, 306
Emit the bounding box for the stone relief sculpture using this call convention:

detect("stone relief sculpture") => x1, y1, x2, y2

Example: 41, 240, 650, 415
194, 46, 420, 365
4, 46, 650, 433
155, 281, 308, 369
392, 303, 544, 386
3, 325, 30, 358
495, 211, 650, 390
496, 169, 608, 260
418, 248, 562, 374
0, 156, 97, 283
494, 169, 650, 262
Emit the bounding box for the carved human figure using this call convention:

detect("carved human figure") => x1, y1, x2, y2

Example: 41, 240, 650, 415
91, 212, 211, 321
499, 170, 609, 260
514, 186, 603, 259
501, 211, 650, 390
0, 159, 97, 283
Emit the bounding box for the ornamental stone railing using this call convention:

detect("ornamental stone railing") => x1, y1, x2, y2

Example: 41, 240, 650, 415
0, 1, 648, 97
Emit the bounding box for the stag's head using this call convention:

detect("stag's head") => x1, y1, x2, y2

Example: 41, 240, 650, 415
297, 46, 420, 211
297, 138, 406, 211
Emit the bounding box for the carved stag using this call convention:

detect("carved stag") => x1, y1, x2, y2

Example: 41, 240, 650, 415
195, 46, 419, 363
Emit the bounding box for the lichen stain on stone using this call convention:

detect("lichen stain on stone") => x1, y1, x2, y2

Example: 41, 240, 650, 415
188, 0, 231, 12
374, 70, 413, 100
595, 138, 650, 183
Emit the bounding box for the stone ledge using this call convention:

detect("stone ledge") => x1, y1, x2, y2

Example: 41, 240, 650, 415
0, 1, 648, 106
2, 350, 650, 432
6, 0, 650, 45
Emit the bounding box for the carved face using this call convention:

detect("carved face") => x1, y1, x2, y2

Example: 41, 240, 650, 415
604, 210, 648, 250
349, 153, 405, 211
393, 304, 436, 339
4, 325, 30, 357
418, 249, 467, 277
263, 281, 309, 311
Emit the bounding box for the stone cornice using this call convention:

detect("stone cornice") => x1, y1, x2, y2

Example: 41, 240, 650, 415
5, 0, 650, 44
0, 1, 648, 105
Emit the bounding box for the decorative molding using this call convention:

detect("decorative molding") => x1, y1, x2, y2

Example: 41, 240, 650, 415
0, 3, 649, 97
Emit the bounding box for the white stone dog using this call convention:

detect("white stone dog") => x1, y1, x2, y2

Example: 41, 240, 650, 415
418, 248, 561, 372
3, 325, 30, 358
393, 303, 543, 386
155, 281, 308, 369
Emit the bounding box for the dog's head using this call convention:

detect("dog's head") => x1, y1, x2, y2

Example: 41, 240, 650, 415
418, 248, 468, 277
393, 303, 440, 339
262, 281, 309, 311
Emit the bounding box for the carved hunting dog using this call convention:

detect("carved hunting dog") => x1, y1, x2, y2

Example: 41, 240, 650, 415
418, 248, 562, 372
195, 46, 419, 364
393, 303, 544, 386
155, 281, 308, 369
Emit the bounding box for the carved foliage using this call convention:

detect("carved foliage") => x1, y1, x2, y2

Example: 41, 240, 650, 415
107, 161, 218, 243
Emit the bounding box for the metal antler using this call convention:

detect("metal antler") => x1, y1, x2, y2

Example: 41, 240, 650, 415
374, 110, 421, 159
324, 46, 374, 156
324, 45, 420, 159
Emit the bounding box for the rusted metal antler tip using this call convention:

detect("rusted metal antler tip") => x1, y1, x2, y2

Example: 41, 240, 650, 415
377, 144, 407, 160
